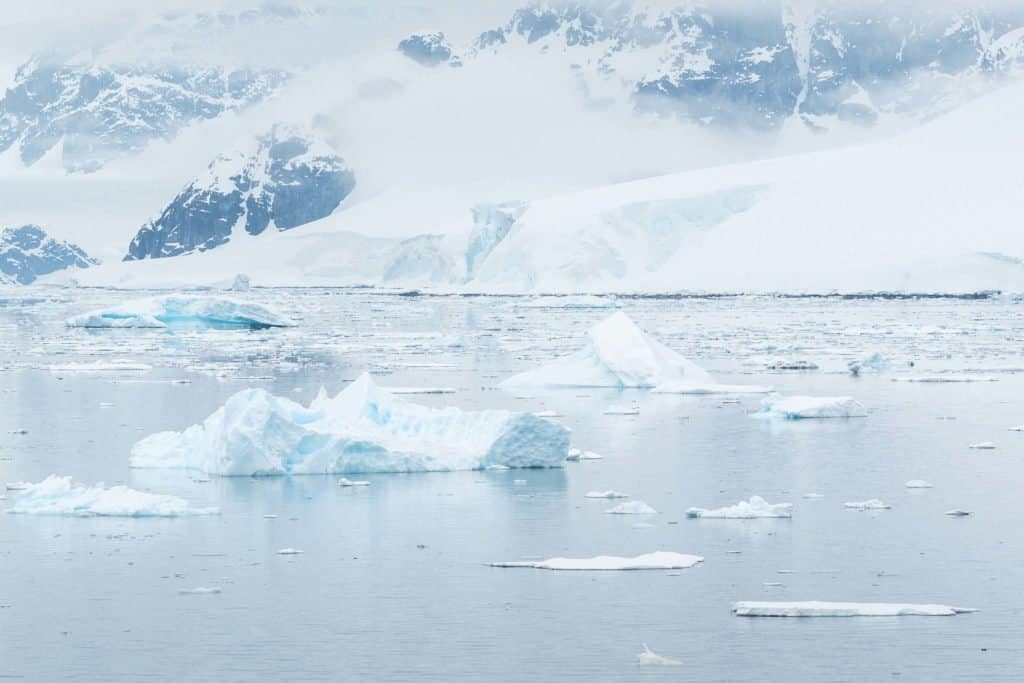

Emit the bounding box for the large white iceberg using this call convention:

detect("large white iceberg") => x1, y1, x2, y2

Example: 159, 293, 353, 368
732, 601, 976, 617
489, 551, 704, 571
757, 394, 866, 419
66, 295, 290, 330
130, 373, 570, 475
5, 475, 219, 517
500, 312, 769, 393
686, 496, 792, 519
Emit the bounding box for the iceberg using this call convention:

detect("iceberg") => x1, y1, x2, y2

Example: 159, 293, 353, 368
130, 373, 570, 476
606, 501, 657, 514
757, 394, 866, 419
5, 475, 218, 517
686, 496, 792, 519
733, 601, 976, 617
848, 352, 890, 375
66, 295, 290, 330
489, 551, 703, 571
637, 645, 682, 667
500, 312, 766, 393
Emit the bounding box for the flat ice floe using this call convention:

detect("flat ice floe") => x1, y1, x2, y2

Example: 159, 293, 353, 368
489, 551, 703, 571
892, 375, 998, 383
66, 295, 290, 330
500, 312, 768, 393
5, 475, 218, 517
757, 394, 866, 419
845, 499, 891, 510
905, 480, 934, 488
686, 496, 793, 519
606, 501, 657, 514
732, 601, 976, 617
130, 372, 570, 475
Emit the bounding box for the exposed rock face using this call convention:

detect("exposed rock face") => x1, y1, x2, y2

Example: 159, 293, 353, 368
0, 225, 97, 284
124, 126, 356, 260
397, 33, 460, 66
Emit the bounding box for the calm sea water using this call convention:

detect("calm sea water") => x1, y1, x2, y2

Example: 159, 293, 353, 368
1, 289, 1023, 681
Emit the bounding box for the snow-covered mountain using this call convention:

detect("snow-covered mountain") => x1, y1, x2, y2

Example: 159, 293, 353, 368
401, 1, 1024, 131
0, 225, 95, 284
125, 125, 355, 260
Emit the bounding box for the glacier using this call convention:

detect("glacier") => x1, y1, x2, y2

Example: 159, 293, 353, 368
66, 295, 290, 330
500, 311, 766, 393
5, 475, 219, 517
130, 372, 570, 476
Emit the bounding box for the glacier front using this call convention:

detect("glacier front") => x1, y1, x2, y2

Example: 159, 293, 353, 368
130, 373, 570, 476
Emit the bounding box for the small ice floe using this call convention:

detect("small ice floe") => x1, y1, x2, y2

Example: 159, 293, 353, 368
48, 361, 152, 373
944, 509, 972, 517
905, 480, 934, 489
766, 359, 819, 371
732, 601, 976, 617
802, 493, 824, 499
585, 490, 629, 499
532, 410, 561, 418
606, 501, 657, 515
5, 476, 218, 517
968, 441, 996, 449
5, 482, 30, 491
10, 428, 28, 435
892, 375, 997, 383
757, 394, 866, 420
637, 644, 682, 667
384, 387, 457, 395
178, 587, 222, 595
277, 548, 304, 555
566, 448, 602, 461
848, 352, 890, 376
844, 499, 891, 510
338, 478, 370, 487
489, 551, 703, 571
263, 514, 278, 519
99, 402, 115, 408
603, 404, 639, 416
686, 496, 792, 519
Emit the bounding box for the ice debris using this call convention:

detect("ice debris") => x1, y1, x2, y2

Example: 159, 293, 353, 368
758, 394, 866, 419
5, 475, 219, 517
66, 295, 290, 330
844, 499, 891, 510
968, 441, 996, 449
489, 551, 703, 571
277, 548, 304, 555
637, 644, 682, 667
585, 490, 629, 499
944, 509, 972, 517
733, 601, 976, 617
130, 372, 570, 475
606, 501, 657, 514
905, 480, 934, 488
848, 352, 890, 375
338, 478, 370, 487
686, 496, 792, 519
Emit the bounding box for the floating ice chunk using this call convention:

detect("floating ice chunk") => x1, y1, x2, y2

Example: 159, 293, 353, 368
586, 490, 629, 499
130, 372, 570, 475
905, 480, 934, 488
66, 295, 290, 330
566, 448, 602, 461
5, 482, 30, 491
766, 359, 819, 371
1009, 426, 1024, 432
758, 394, 866, 419
603, 404, 639, 415
844, 499, 891, 510
637, 644, 682, 667
802, 493, 824, 499
179, 587, 222, 595
686, 496, 792, 519
532, 410, 561, 418
49, 361, 152, 373
892, 375, 998, 383
513, 479, 526, 485
5, 475, 218, 517
848, 352, 890, 375
230, 273, 250, 292
489, 551, 703, 571
338, 478, 370, 487
277, 548, 304, 555
606, 501, 657, 514
733, 601, 976, 617
968, 441, 996, 449
944, 509, 972, 517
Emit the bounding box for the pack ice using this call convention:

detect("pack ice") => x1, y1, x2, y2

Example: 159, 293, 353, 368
5, 475, 219, 517
66, 295, 290, 330
757, 394, 867, 419
686, 496, 793, 519
732, 601, 976, 617
500, 312, 769, 393
130, 372, 570, 475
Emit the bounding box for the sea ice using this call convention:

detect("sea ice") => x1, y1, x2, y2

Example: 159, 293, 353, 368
585, 490, 629, 499
606, 501, 657, 514
637, 645, 682, 667
732, 601, 976, 617
905, 480, 934, 488
489, 551, 703, 571
5, 475, 219, 517
66, 295, 290, 330
130, 373, 570, 475
844, 499, 891, 510
500, 312, 765, 393
686, 496, 792, 519
757, 394, 866, 419
892, 375, 998, 383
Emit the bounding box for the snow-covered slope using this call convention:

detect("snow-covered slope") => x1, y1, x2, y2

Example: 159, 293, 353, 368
0, 225, 95, 284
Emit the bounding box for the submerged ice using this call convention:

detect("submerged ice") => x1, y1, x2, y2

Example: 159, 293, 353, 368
130, 373, 570, 475
66, 295, 290, 330
5, 475, 218, 517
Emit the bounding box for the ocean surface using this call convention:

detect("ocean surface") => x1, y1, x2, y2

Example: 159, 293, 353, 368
1, 289, 1023, 681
